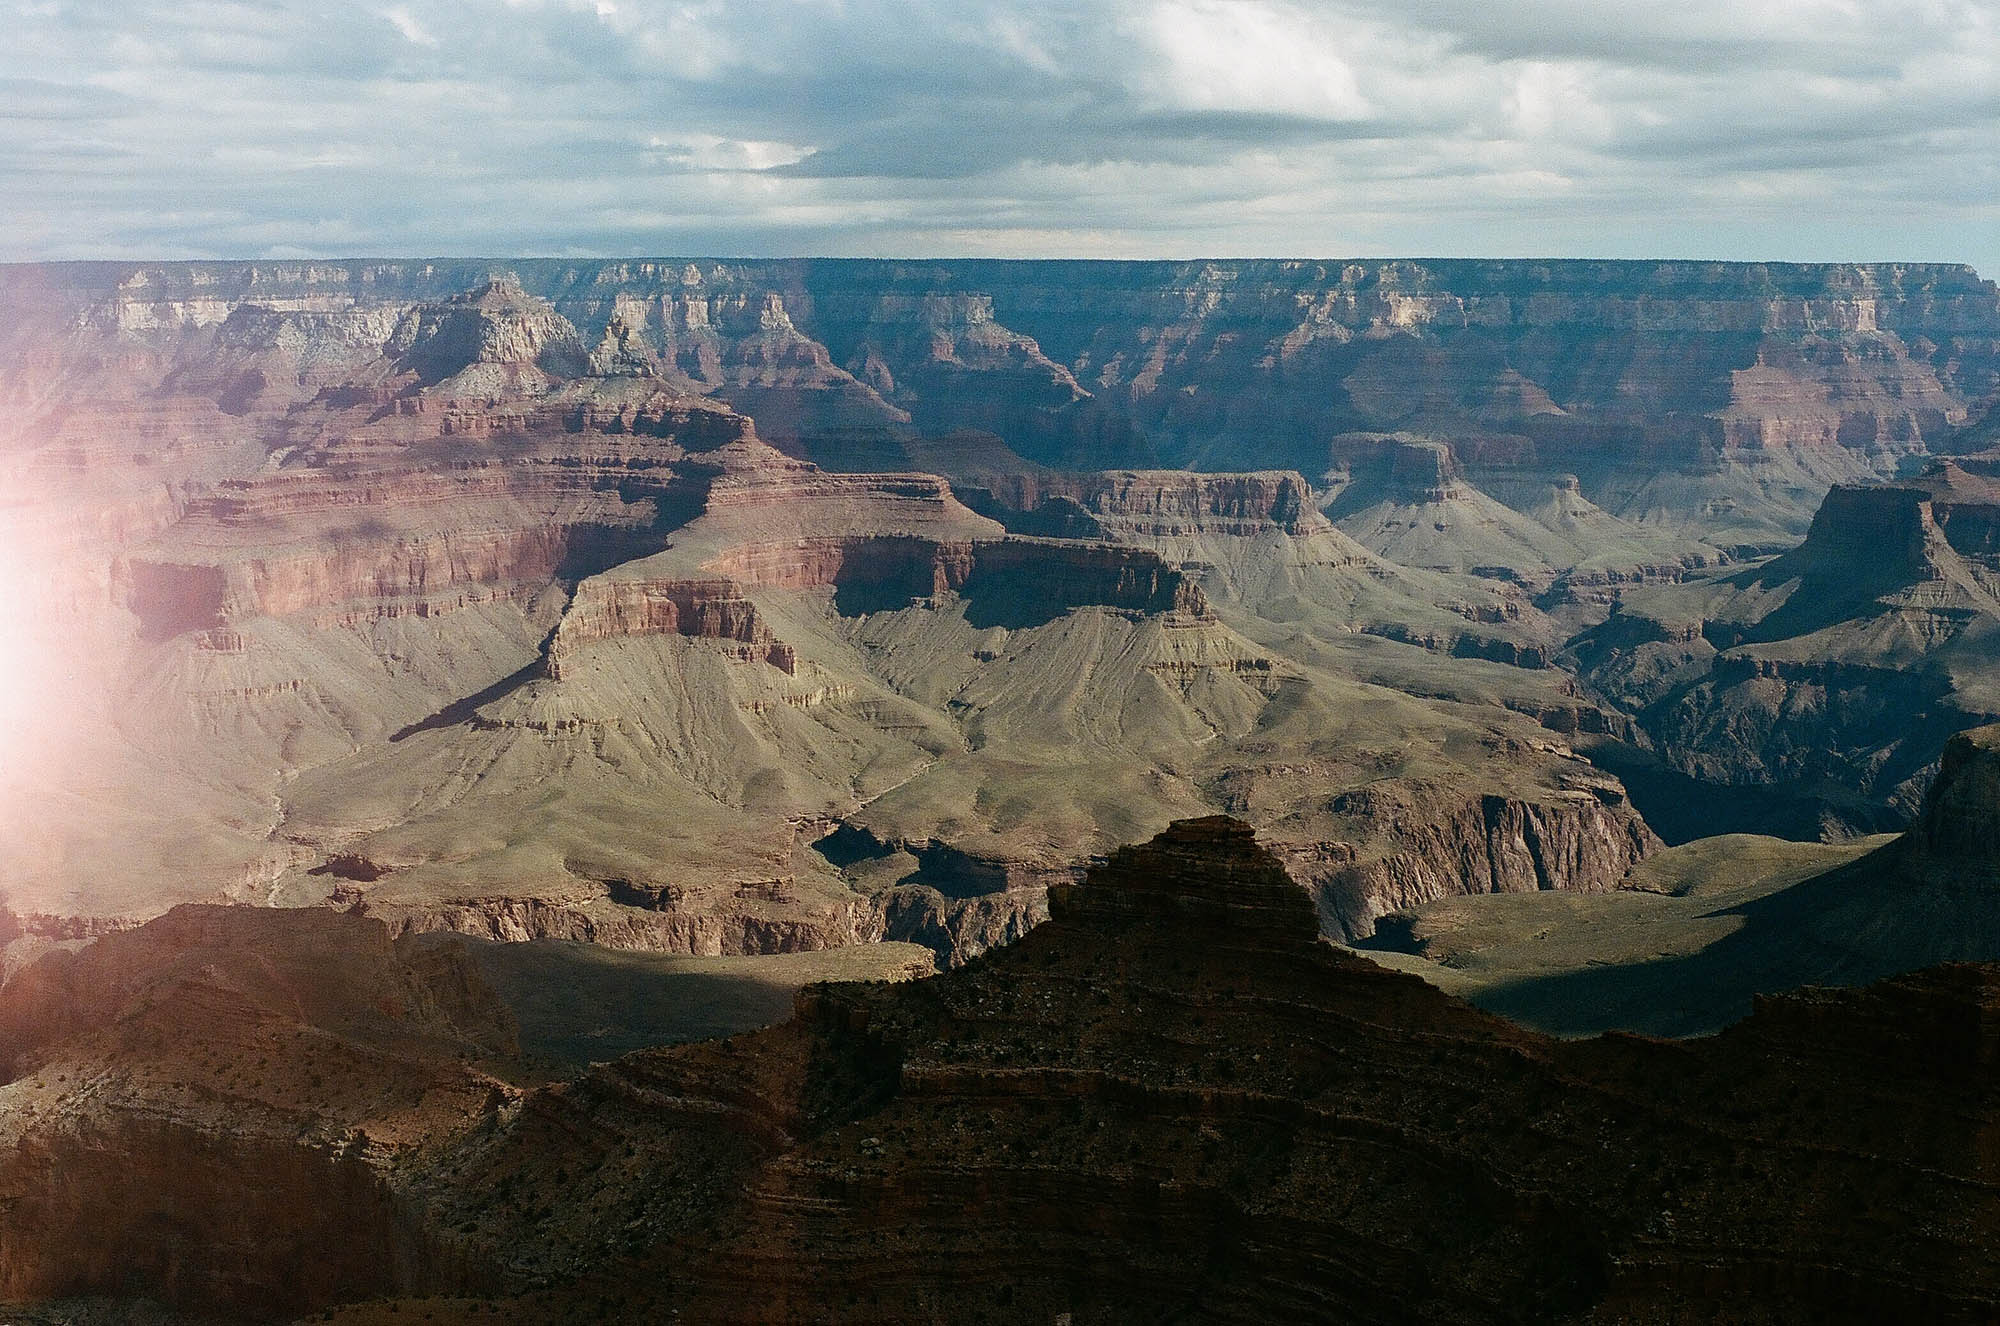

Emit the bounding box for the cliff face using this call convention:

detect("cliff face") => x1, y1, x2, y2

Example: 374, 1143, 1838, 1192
1382, 722, 2000, 1037
1904, 722, 2000, 871
15, 257, 1994, 477
970, 468, 1314, 537
546, 575, 790, 678
388, 275, 592, 390
1291, 786, 1659, 938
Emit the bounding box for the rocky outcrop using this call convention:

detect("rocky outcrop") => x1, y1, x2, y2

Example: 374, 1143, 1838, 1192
1797, 481, 1941, 580
1408, 722, 2000, 1034
960, 537, 1208, 620
0, 906, 514, 1317
1903, 722, 2000, 869
116, 420, 743, 632
380, 816, 2000, 1323
0, 900, 938, 1319
124, 523, 627, 633
362, 894, 865, 955
806, 821, 1066, 966
1386, 436, 1461, 497
546, 576, 794, 678
1577, 467, 2000, 836
386, 275, 589, 390
21, 821, 2000, 1320
1049, 814, 1318, 940
1275, 784, 1658, 939
969, 468, 1314, 536
865, 884, 1049, 968
551, 529, 1209, 671
345, 845, 1049, 968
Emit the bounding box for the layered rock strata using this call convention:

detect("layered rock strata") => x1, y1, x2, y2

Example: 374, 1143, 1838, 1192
0, 906, 516, 1316
18, 818, 2000, 1320
1283, 785, 1659, 938
320, 817, 2000, 1320
40, 260, 1997, 945
1577, 461, 2000, 834
23, 259, 1992, 476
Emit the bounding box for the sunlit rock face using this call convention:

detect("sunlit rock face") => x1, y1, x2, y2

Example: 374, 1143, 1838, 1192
0, 257, 1996, 956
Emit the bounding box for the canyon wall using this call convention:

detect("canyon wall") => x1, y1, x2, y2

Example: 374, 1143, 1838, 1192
1575, 463, 2000, 834
11, 257, 2000, 951
13, 258, 1995, 478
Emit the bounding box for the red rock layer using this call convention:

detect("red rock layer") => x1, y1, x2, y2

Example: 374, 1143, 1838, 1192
116, 431, 733, 630
974, 469, 1315, 535
548, 534, 1209, 672
546, 577, 793, 678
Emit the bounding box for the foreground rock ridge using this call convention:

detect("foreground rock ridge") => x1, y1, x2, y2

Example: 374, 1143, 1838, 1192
11, 253, 2000, 1323
7, 817, 2000, 1321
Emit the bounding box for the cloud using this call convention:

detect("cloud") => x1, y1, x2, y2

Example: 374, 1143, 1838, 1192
0, 0, 1991, 274
1128, 1, 1372, 120
383, 6, 441, 49
646, 132, 814, 172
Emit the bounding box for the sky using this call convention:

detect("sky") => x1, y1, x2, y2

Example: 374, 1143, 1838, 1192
1, 0, 1995, 272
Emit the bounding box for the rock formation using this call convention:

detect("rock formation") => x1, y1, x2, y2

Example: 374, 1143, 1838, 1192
1577, 459, 2000, 835
8, 256, 2000, 960
18, 257, 1994, 480
0, 906, 516, 1316
423, 816, 2000, 1323
5, 264, 1704, 959
2, 254, 2000, 1322
5, 818, 1993, 1320
1374, 721, 2000, 1036
0, 904, 931, 1319
1909, 721, 2000, 864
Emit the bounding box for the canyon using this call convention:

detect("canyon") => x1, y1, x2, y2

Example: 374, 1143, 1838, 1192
5, 257, 1996, 962
5, 253, 2000, 1320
